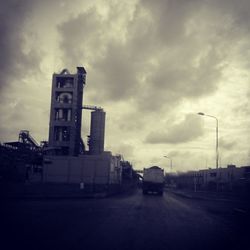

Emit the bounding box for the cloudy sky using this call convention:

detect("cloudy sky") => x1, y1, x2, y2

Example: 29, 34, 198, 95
1, 0, 250, 171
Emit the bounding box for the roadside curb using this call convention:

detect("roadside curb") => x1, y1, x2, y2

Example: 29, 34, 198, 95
169, 190, 249, 203
0, 188, 139, 200
0, 193, 108, 200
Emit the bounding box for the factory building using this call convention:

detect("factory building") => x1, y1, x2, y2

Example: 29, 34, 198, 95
44, 67, 122, 190
48, 67, 86, 156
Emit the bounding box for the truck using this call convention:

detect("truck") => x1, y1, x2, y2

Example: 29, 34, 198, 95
142, 166, 164, 195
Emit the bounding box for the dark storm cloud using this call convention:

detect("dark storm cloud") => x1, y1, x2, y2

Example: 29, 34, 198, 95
111, 109, 145, 132
93, 42, 140, 101
0, 0, 42, 92
140, 0, 201, 45
220, 138, 236, 150
136, 47, 223, 111
58, 7, 104, 67
145, 114, 204, 144
232, 89, 250, 116
208, 0, 250, 30
0, 97, 45, 141
57, 0, 234, 114
58, 4, 142, 102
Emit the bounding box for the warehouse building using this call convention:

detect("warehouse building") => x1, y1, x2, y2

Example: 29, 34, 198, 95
169, 165, 250, 193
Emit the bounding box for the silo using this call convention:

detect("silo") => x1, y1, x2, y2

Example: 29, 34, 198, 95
89, 110, 106, 154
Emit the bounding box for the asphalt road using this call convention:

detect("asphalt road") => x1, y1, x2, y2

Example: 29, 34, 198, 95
1, 189, 249, 250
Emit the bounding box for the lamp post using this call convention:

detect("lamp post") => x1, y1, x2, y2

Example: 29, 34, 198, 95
198, 112, 219, 192
164, 156, 173, 171
197, 112, 219, 169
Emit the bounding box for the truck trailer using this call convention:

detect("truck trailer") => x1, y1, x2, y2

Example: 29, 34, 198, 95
142, 166, 164, 195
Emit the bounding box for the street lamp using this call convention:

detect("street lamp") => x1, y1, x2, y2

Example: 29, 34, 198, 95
164, 156, 173, 171
197, 112, 219, 169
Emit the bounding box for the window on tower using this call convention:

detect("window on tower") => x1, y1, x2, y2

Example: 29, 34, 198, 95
54, 126, 70, 141
56, 77, 74, 88
55, 108, 72, 121
55, 92, 73, 103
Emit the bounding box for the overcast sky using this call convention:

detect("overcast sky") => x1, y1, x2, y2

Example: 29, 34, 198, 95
1, 0, 250, 171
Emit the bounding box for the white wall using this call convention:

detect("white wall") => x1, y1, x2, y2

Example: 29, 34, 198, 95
43, 153, 121, 184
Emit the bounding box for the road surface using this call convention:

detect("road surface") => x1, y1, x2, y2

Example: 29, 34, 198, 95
1, 189, 249, 250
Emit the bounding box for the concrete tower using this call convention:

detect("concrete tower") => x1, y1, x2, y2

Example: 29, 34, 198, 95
48, 67, 87, 156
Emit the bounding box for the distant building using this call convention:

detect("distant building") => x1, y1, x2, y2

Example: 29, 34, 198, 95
169, 165, 250, 193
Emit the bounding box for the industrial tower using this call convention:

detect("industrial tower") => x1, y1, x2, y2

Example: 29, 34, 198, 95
82, 105, 106, 155
44, 67, 121, 186
48, 67, 87, 156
